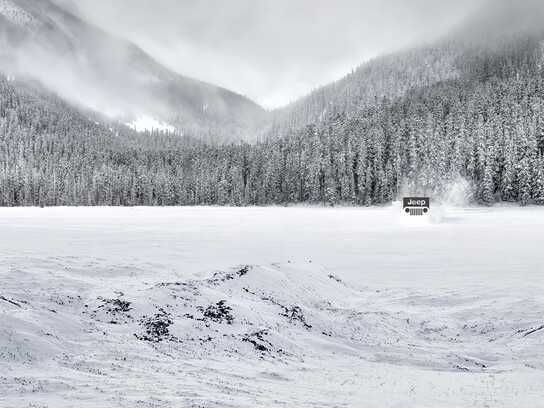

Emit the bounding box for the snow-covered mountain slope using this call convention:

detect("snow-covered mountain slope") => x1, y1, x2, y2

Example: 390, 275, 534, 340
0, 0, 265, 140
267, 43, 463, 135
1, 206, 544, 407
264, 0, 544, 139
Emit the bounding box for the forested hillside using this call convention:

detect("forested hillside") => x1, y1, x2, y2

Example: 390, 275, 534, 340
265, 43, 463, 139
1, 27, 544, 206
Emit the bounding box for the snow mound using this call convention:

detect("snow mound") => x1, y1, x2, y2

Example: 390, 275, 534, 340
2, 262, 543, 370
2, 258, 544, 406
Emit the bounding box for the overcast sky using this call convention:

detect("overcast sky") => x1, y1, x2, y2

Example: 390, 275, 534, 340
61, 0, 484, 109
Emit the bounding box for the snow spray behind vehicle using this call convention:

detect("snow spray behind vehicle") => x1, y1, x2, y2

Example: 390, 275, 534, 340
403, 197, 430, 216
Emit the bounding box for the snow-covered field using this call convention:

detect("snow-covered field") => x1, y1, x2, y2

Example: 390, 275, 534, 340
1, 205, 544, 407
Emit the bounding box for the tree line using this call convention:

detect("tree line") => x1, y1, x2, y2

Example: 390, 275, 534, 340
1, 36, 544, 206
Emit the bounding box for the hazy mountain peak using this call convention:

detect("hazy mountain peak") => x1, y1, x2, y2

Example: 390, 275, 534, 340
0, 0, 265, 141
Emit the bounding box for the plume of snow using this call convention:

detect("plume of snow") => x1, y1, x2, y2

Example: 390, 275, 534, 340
439, 176, 475, 208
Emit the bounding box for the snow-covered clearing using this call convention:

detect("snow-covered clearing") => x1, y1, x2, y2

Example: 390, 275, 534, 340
126, 116, 176, 133
1, 206, 543, 407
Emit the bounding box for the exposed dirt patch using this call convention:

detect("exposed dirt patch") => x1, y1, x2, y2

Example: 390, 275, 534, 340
242, 330, 272, 353
85, 296, 133, 324
207, 265, 252, 285
280, 305, 312, 330
135, 309, 176, 342
242, 287, 311, 330
201, 300, 234, 324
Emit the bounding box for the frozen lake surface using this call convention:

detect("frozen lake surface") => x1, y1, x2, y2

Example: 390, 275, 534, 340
1, 206, 544, 407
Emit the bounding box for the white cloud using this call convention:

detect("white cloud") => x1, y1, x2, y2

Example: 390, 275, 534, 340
57, 0, 484, 108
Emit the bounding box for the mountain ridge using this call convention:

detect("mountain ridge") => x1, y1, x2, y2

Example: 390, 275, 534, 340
0, 0, 266, 141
